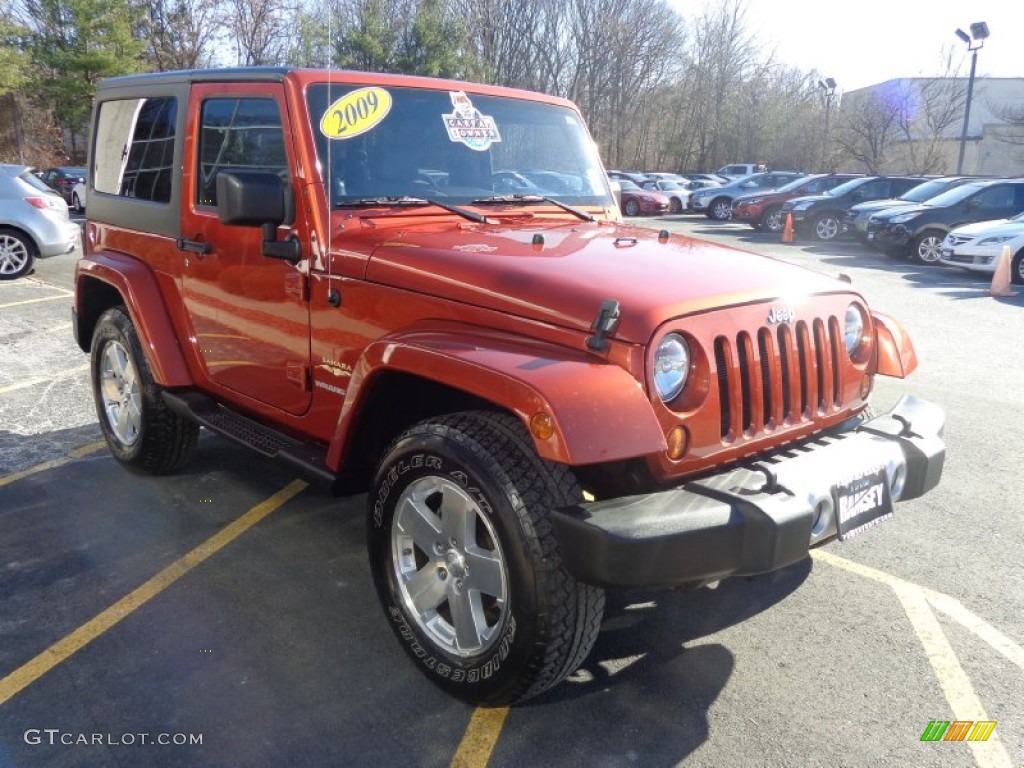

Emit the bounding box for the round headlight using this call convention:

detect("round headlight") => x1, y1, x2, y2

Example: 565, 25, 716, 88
844, 303, 867, 357
654, 333, 690, 402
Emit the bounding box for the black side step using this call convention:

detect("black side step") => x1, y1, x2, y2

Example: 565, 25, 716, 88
163, 390, 335, 484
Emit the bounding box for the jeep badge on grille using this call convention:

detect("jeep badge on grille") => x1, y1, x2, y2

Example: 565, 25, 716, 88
767, 307, 795, 325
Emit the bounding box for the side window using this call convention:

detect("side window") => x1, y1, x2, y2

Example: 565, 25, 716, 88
93, 97, 177, 203
974, 185, 1012, 209
856, 181, 888, 199
197, 97, 287, 207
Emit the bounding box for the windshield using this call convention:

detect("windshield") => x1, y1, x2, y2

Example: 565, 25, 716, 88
919, 181, 988, 207
306, 84, 613, 208
777, 175, 822, 194
899, 179, 957, 202
18, 170, 57, 195
826, 177, 871, 197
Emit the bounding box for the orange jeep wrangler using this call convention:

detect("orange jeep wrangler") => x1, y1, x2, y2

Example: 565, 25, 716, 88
73, 68, 945, 706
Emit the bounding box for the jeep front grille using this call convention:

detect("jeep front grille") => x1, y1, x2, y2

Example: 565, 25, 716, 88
714, 318, 843, 438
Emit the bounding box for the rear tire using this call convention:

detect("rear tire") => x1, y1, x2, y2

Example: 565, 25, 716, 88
90, 307, 199, 473
367, 411, 604, 706
0, 228, 35, 280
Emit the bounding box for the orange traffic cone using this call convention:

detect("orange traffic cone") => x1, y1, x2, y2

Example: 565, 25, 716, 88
989, 245, 1018, 297
781, 213, 795, 243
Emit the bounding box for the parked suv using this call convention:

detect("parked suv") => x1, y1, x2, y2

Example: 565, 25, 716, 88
780, 176, 926, 241
0, 164, 81, 279
866, 178, 1024, 263
844, 177, 977, 242
732, 173, 860, 232
690, 171, 805, 220
74, 67, 945, 706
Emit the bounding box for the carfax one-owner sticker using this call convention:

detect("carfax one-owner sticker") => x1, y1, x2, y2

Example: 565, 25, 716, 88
442, 91, 501, 151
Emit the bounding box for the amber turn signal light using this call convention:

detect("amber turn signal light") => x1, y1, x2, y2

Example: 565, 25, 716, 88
530, 412, 555, 440
666, 425, 689, 460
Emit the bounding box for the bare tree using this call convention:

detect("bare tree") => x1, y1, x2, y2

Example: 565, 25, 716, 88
228, 0, 290, 65
143, 0, 226, 70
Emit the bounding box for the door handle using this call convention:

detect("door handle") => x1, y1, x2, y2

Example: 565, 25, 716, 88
176, 237, 212, 255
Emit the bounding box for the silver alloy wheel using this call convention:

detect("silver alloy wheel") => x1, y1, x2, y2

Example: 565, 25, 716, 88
815, 216, 839, 240
0, 233, 30, 277
624, 199, 640, 216
916, 235, 943, 263
392, 475, 508, 658
711, 199, 732, 220
99, 339, 142, 446
763, 208, 783, 232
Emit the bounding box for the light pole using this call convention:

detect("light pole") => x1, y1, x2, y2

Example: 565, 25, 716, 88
955, 22, 989, 174
818, 77, 837, 171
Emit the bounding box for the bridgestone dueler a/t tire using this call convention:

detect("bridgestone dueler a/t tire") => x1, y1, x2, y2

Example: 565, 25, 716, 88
90, 307, 199, 473
367, 411, 605, 706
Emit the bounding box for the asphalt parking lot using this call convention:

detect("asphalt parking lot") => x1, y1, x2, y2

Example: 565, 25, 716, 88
1, 213, 1021, 767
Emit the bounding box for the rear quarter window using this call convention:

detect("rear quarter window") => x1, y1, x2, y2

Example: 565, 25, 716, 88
93, 97, 177, 203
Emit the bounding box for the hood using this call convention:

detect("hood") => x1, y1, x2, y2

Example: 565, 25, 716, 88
951, 218, 1020, 237
363, 220, 852, 344
851, 198, 912, 213
874, 204, 930, 221
787, 194, 831, 206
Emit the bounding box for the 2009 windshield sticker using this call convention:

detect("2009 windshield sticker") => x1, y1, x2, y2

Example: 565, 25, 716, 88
320, 87, 393, 139
442, 91, 501, 151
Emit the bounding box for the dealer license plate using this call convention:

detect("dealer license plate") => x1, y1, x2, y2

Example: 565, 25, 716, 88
833, 466, 893, 541
941, 248, 952, 258
866, 232, 875, 241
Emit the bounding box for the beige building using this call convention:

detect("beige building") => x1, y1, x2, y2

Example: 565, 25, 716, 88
839, 77, 1024, 176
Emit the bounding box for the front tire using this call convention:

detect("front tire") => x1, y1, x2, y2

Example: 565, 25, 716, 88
72, 192, 84, 214
761, 206, 784, 233
1012, 248, 1024, 286
624, 198, 640, 217
0, 228, 36, 280
90, 307, 199, 473
708, 197, 732, 220
909, 230, 945, 264
812, 214, 840, 241
669, 196, 683, 214
367, 411, 604, 706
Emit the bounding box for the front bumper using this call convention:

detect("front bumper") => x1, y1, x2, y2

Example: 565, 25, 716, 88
866, 224, 912, 249
551, 396, 945, 589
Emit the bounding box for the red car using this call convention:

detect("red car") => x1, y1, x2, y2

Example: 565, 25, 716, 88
618, 179, 670, 216
732, 173, 860, 232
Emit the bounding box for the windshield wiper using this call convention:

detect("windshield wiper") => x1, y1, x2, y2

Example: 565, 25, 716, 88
336, 196, 491, 224
472, 194, 596, 222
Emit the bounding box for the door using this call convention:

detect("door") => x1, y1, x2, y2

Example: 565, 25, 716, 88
180, 83, 312, 416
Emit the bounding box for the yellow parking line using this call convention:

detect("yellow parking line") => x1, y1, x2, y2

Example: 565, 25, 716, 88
0, 364, 89, 395
0, 441, 107, 489
813, 550, 1013, 768
0, 294, 73, 309
451, 706, 510, 768
0, 478, 308, 706
891, 584, 1011, 768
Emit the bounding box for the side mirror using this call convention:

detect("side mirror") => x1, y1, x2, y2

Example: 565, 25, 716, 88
216, 171, 300, 264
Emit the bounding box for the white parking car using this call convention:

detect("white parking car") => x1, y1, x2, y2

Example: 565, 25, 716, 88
71, 180, 86, 213
939, 213, 1024, 284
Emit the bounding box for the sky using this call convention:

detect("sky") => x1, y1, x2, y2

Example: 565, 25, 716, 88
669, 0, 1024, 93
